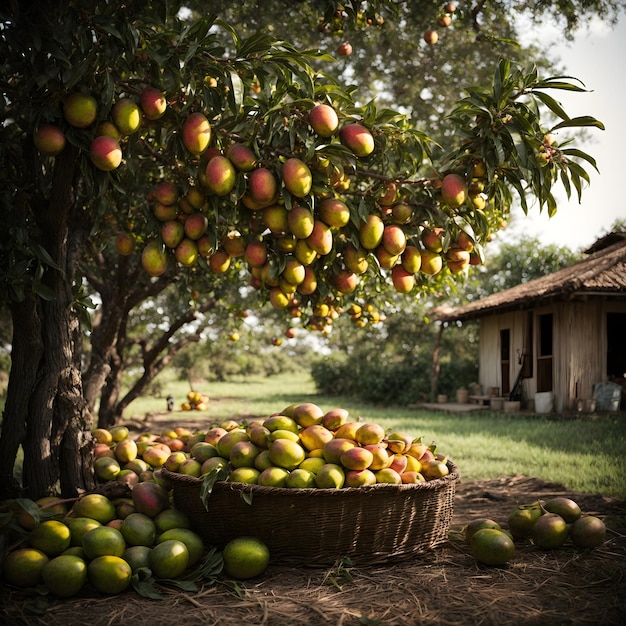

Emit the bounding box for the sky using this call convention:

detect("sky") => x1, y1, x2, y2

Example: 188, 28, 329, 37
499, 13, 626, 252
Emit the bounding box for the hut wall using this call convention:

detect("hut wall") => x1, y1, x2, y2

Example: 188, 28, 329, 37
552, 301, 603, 411
479, 300, 626, 412
553, 300, 626, 411
478, 310, 528, 398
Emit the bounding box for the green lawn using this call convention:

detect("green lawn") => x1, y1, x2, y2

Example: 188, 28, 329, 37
123, 370, 626, 498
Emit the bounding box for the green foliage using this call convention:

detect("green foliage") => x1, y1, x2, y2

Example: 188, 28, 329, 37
0, 1, 604, 317
309, 232, 583, 405
310, 316, 479, 405
387, 409, 626, 498
445, 60, 603, 225
310, 352, 357, 397
312, 354, 429, 404
603, 218, 626, 237
516, 0, 623, 35
194, 0, 617, 141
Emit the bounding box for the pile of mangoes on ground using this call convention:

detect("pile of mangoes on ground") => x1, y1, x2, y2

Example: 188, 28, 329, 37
464, 496, 607, 566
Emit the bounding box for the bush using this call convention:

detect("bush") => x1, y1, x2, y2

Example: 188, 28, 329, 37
311, 353, 428, 405
310, 353, 358, 397
436, 356, 479, 398
310, 352, 477, 406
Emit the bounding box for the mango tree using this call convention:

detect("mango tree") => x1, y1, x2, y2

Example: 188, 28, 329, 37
0, 0, 603, 499
81, 0, 615, 418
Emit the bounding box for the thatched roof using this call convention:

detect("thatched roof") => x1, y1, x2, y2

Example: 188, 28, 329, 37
435, 232, 626, 323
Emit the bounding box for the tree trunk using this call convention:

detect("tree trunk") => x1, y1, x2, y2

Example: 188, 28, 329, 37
82, 254, 138, 413
97, 353, 125, 429
114, 333, 202, 418
0, 297, 43, 499
90, 284, 215, 427
110, 298, 218, 420
0, 147, 95, 500
83, 303, 125, 420
83, 253, 171, 427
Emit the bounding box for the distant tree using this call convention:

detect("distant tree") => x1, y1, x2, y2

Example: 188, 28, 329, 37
194, 0, 624, 141
467, 237, 581, 298
602, 218, 626, 237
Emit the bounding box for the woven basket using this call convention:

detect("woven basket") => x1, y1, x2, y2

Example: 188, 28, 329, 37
161, 461, 459, 567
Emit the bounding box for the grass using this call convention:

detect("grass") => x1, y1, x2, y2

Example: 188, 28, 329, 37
125, 370, 626, 498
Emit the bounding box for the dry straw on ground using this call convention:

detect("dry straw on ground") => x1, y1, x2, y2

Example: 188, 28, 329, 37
2, 475, 625, 626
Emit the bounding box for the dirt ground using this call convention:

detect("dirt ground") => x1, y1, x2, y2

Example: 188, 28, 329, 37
2, 416, 625, 626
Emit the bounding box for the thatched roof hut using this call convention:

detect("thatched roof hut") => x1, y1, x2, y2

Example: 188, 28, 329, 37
435, 233, 626, 413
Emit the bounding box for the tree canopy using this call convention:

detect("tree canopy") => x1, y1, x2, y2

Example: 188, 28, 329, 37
0, 0, 610, 499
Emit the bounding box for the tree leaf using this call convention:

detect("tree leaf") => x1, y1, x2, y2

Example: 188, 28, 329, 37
14, 498, 42, 524
183, 42, 200, 66
181, 546, 223, 582
157, 578, 199, 592
226, 70, 244, 113
551, 116, 605, 131
214, 19, 240, 48
565, 159, 591, 184
237, 33, 274, 58
561, 148, 599, 172
200, 465, 230, 509
131, 567, 163, 600
32, 243, 61, 271
559, 167, 572, 199
507, 128, 527, 164
33, 281, 56, 301
532, 77, 588, 92
531, 91, 570, 121
546, 191, 558, 217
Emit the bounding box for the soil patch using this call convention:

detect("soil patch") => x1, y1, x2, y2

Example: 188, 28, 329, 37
2, 416, 625, 626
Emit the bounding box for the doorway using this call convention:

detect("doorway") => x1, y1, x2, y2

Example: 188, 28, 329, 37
537, 313, 553, 392
607, 313, 626, 381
